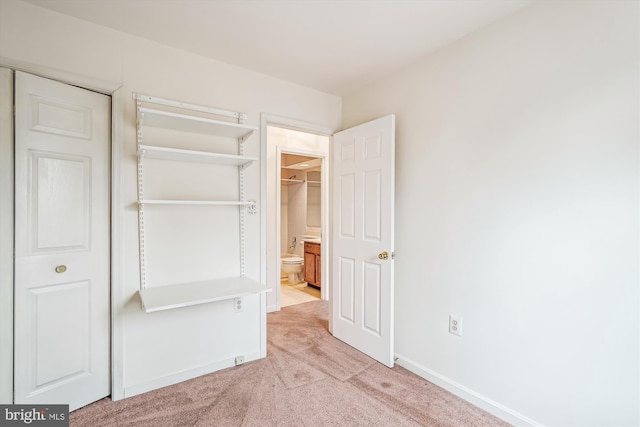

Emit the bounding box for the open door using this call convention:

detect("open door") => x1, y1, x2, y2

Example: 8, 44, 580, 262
331, 115, 395, 367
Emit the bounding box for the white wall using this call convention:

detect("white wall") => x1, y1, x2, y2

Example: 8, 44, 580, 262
281, 182, 289, 257
0, 0, 341, 398
286, 170, 308, 258
280, 164, 308, 259
343, 1, 639, 426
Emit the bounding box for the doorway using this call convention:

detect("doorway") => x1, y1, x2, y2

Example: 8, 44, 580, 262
264, 114, 396, 366
265, 123, 330, 311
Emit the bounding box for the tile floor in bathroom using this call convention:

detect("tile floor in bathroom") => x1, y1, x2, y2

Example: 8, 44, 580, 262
280, 278, 321, 307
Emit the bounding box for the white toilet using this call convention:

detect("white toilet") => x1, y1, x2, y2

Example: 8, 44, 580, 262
281, 255, 304, 284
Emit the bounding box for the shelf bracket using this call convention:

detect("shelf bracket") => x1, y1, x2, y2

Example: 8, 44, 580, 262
246, 200, 257, 216
239, 131, 254, 144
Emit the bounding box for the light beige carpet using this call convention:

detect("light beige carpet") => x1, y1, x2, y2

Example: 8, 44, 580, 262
70, 301, 510, 426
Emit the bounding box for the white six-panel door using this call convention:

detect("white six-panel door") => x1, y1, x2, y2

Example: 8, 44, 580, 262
14, 71, 110, 410
331, 115, 395, 367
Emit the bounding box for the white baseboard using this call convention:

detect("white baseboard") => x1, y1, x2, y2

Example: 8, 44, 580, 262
394, 353, 543, 427
123, 351, 262, 399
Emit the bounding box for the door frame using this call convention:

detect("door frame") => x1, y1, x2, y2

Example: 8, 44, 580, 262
260, 114, 333, 313
0, 67, 14, 405
0, 58, 126, 403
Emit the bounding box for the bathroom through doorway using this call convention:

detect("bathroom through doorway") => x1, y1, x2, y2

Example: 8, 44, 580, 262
280, 152, 322, 306
269, 125, 330, 310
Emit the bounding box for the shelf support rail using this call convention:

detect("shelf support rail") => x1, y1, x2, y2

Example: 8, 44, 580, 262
239, 132, 246, 277
136, 100, 148, 289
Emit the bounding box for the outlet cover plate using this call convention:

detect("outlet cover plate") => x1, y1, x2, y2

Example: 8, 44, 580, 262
234, 297, 244, 313
449, 315, 462, 337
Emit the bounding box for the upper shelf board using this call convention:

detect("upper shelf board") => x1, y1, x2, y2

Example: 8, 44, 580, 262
139, 107, 257, 140
138, 199, 255, 206
138, 145, 257, 166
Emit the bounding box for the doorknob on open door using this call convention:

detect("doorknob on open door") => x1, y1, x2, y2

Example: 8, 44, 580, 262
55, 265, 67, 273
378, 251, 389, 260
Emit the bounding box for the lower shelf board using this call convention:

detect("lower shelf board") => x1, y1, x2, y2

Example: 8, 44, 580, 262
138, 277, 269, 313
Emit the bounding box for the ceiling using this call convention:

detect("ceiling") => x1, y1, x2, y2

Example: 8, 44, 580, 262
22, 0, 532, 96
282, 154, 322, 171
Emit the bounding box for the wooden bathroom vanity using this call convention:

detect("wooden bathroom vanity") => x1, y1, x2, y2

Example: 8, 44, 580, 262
304, 241, 321, 289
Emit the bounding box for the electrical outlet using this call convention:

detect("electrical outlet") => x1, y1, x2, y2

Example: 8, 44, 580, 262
449, 315, 462, 337
233, 297, 244, 313
235, 355, 245, 366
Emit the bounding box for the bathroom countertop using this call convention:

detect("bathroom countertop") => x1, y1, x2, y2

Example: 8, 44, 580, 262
301, 235, 321, 244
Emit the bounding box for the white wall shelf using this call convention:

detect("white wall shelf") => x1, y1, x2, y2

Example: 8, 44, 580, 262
134, 93, 263, 309
139, 277, 269, 313
139, 106, 257, 140
138, 145, 257, 166
138, 199, 255, 206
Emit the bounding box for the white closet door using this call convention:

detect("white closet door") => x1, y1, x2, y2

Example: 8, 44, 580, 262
14, 71, 110, 410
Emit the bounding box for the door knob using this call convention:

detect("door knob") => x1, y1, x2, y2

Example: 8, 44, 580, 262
55, 265, 67, 273
378, 251, 389, 260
